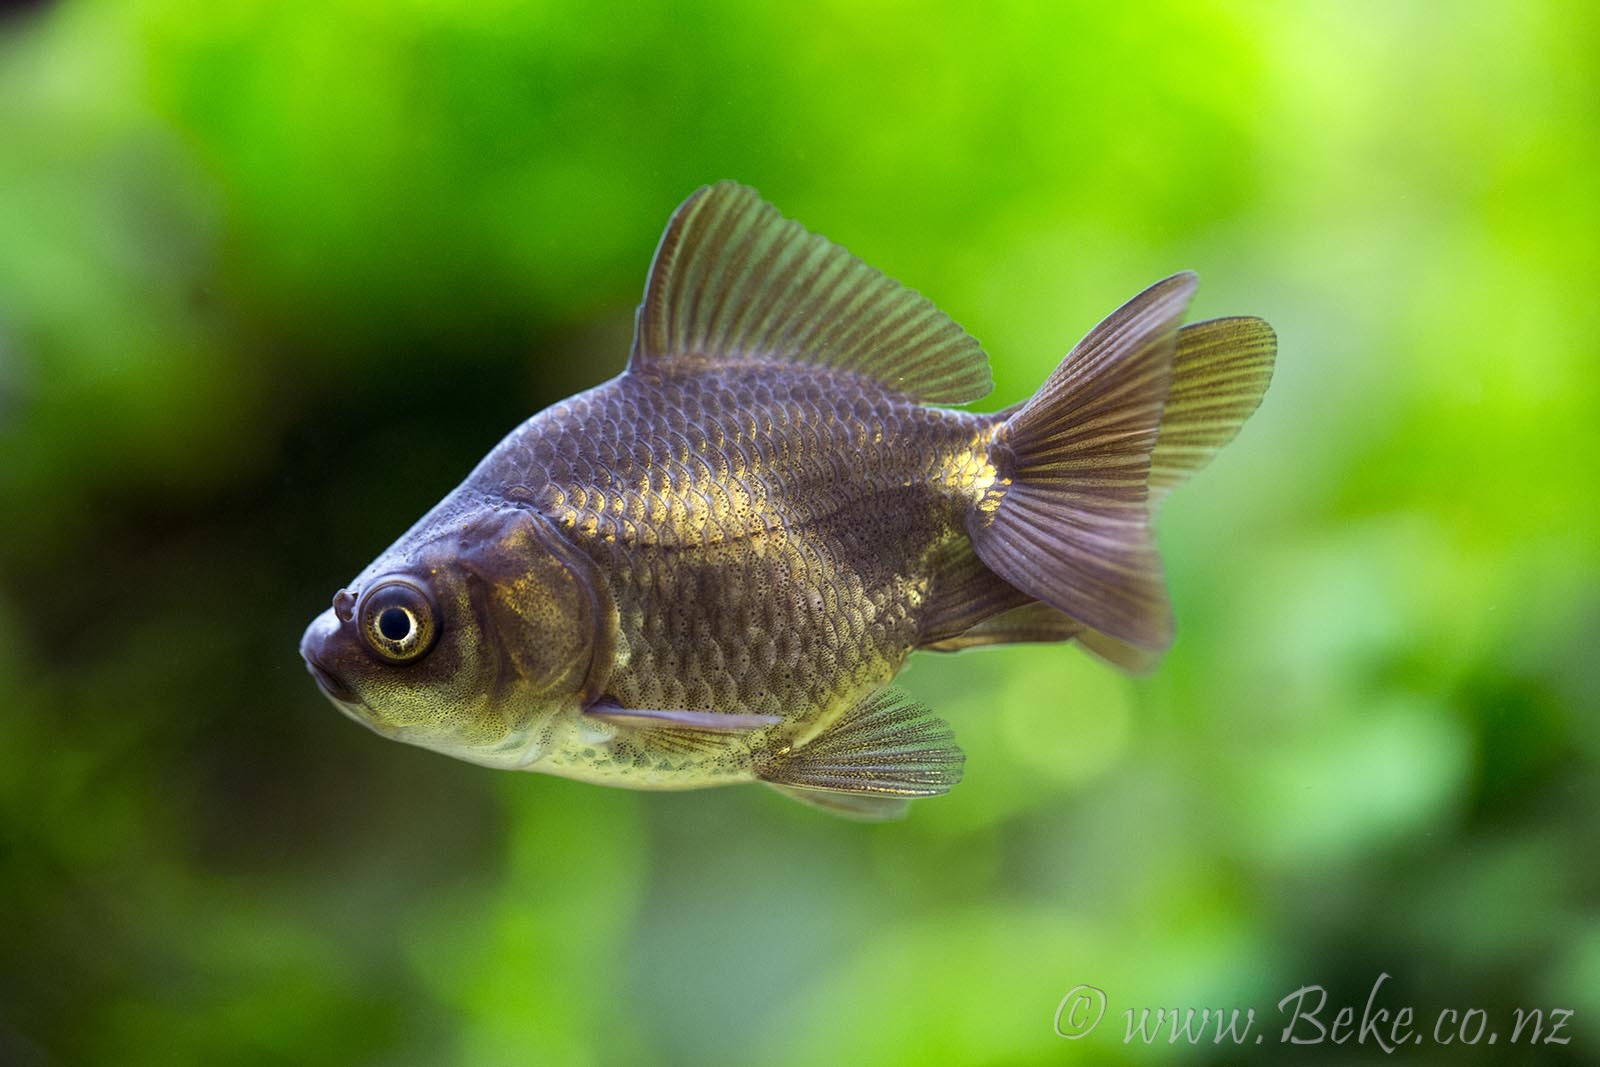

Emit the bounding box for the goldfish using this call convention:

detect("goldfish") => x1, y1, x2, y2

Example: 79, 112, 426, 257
299, 181, 1274, 819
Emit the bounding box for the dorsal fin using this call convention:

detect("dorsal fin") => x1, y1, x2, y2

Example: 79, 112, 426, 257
628, 182, 993, 404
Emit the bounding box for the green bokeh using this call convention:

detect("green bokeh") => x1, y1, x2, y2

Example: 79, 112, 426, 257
2, 2, 1596, 1064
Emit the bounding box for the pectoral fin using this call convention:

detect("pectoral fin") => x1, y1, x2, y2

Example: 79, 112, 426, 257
584, 700, 782, 732
755, 691, 963, 799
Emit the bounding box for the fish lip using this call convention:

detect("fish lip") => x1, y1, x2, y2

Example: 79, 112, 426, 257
304, 656, 363, 707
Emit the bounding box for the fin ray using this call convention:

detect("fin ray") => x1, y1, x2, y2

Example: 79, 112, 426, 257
756, 691, 963, 796
629, 182, 993, 404
923, 599, 1161, 672
1150, 316, 1277, 505
915, 540, 1032, 648
922, 600, 1082, 652
967, 273, 1196, 651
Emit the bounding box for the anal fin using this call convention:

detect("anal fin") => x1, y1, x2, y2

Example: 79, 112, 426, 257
916, 540, 1032, 648
755, 691, 963, 798
924, 600, 1161, 674
922, 600, 1082, 652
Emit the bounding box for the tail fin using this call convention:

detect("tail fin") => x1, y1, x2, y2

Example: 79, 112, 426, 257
1148, 316, 1276, 507
966, 273, 1197, 651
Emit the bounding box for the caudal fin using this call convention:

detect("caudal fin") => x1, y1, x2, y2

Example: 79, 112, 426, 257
966, 273, 1196, 651
1148, 315, 1276, 507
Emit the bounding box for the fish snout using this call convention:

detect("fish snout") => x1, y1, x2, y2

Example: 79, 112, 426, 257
300, 609, 362, 706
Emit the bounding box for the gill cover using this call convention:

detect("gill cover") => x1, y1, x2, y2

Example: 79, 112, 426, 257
462, 505, 616, 704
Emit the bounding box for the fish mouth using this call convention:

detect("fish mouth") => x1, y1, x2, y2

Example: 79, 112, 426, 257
304, 657, 363, 707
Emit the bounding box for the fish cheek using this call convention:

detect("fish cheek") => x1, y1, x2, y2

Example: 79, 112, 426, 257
462, 510, 613, 704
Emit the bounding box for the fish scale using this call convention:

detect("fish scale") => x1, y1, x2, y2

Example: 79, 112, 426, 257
481, 362, 987, 733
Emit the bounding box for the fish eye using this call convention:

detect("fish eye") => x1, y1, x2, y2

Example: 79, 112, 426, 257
377, 607, 412, 642
358, 578, 439, 664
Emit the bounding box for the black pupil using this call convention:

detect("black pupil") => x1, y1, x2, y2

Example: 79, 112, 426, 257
377, 607, 413, 642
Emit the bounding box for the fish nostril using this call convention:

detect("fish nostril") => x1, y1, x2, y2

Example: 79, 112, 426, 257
332, 589, 357, 623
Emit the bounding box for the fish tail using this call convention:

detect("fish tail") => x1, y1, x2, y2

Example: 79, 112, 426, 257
966, 273, 1198, 651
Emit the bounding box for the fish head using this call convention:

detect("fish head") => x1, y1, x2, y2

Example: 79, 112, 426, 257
299, 500, 613, 769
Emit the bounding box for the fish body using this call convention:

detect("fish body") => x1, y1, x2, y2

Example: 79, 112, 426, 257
300, 182, 1275, 819
464, 361, 993, 788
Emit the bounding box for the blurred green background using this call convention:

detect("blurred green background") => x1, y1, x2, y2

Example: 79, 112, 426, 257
2, 1, 1596, 1064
